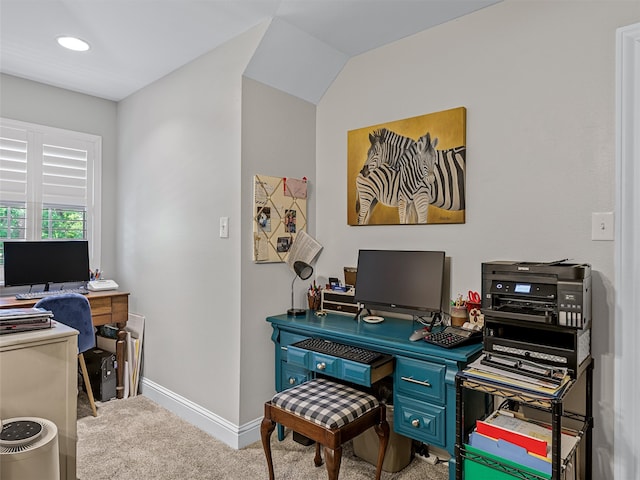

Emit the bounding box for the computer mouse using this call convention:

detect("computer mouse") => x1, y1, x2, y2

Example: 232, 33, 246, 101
409, 328, 430, 341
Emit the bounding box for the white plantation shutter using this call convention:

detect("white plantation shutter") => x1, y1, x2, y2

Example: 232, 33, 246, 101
0, 126, 28, 203
0, 118, 102, 282
42, 139, 88, 207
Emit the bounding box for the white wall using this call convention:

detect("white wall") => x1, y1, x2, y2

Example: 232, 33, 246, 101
116, 24, 267, 428
0, 73, 118, 278
315, 2, 639, 477
239, 77, 316, 424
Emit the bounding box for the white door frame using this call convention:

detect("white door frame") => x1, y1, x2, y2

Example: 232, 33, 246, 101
614, 22, 640, 480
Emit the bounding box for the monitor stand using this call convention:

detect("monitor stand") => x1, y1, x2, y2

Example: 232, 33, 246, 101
353, 307, 372, 321
426, 312, 441, 331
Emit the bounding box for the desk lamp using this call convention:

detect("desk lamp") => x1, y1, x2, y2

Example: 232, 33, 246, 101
288, 260, 313, 316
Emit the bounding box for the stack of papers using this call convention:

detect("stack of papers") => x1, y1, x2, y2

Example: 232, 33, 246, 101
464, 354, 570, 397
0, 308, 53, 334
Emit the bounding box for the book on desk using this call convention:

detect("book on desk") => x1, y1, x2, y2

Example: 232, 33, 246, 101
0, 307, 53, 334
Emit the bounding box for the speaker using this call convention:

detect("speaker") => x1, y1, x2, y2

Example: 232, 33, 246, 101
83, 348, 117, 402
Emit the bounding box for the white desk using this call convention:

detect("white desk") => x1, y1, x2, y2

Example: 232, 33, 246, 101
0, 323, 78, 480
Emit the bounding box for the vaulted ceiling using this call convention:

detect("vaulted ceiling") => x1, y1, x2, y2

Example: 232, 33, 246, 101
0, 1, 499, 103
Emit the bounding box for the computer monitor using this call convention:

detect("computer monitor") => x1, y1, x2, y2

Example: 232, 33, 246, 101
3, 240, 90, 289
354, 249, 445, 318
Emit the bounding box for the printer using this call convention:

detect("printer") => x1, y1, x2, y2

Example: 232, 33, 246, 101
481, 261, 592, 378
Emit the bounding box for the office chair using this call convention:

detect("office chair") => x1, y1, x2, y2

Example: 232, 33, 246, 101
35, 293, 98, 417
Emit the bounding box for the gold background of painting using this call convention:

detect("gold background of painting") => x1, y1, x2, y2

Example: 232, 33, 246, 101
347, 106, 466, 226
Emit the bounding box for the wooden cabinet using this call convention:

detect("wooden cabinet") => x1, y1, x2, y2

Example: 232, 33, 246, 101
0, 324, 78, 480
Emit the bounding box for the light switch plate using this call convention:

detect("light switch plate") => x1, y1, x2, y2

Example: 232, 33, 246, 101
219, 216, 229, 238
591, 212, 614, 241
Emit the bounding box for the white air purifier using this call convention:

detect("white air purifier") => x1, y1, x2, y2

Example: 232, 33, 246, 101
0, 417, 60, 480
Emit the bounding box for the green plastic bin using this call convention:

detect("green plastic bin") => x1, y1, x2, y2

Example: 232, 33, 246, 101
463, 444, 551, 480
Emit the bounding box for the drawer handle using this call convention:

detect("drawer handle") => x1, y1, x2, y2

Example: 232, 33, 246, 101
316, 362, 326, 370
289, 377, 296, 385
411, 419, 421, 428
281, 346, 288, 351
400, 376, 431, 388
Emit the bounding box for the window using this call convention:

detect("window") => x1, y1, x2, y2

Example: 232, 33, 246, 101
0, 118, 101, 284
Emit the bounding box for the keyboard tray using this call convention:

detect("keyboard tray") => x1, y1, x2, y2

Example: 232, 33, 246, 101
288, 338, 394, 387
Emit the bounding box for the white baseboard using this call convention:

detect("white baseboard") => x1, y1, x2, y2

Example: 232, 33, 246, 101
140, 377, 262, 449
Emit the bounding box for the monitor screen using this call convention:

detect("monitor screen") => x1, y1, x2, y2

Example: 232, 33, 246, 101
3, 240, 90, 287
354, 249, 445, 316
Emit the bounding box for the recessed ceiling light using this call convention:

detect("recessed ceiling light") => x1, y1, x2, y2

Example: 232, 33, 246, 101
56, 36, 90, 52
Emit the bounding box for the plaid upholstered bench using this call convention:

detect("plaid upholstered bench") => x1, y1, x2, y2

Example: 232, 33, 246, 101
261, 378, 389, 480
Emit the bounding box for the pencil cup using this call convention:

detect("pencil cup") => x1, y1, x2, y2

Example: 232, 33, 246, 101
308, 294, 321, 311
450, 306, 468, 327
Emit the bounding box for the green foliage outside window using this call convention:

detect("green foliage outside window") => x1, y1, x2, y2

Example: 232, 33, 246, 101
0, 205, 26, 239
42, 207, 86, 239
0, 205, 85, 266
0, 204, 27, 266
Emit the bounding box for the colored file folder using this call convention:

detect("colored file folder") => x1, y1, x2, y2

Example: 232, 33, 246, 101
476, 410, 549, 457
464, 444, 552, 480
469, 431, 552, 475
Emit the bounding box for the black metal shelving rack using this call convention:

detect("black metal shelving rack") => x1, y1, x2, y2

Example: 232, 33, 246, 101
455, 358, 593, 480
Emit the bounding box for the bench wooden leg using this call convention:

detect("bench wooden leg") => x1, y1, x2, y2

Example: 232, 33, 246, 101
314, 442, 323, 467
324, 445, 342, 480
261, 415, 276, 480
374, 419, 390, 480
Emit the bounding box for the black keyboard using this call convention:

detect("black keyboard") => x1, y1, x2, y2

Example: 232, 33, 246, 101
423, 326, 483, 349
291, 338, 384, 365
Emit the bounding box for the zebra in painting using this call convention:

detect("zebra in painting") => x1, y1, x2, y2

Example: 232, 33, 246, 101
355, 132, 437, 224
403, 145, 466, 222
360, 128, 415, 177
427, 146, 466, 212
355, 136, 466, 224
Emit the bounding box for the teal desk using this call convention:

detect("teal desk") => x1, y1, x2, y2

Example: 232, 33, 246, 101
266, 311, 484, 479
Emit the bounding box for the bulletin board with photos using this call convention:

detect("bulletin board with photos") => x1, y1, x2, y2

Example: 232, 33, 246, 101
253, 174, 308, 263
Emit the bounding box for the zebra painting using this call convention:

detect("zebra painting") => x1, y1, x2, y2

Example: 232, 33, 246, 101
355, 133, 437, 224
360, 128, 415, 177
347, 107, 466, 225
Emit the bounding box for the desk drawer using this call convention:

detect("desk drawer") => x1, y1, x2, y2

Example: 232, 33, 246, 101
88, 295, 128, 325
280, 362, 311, 390
89, 297, 112, 316
395, 355, 445, 404
286, 346, 374, 387
394, 393, 446, 446
279, 332, 309, 361
322, 301, 360, 315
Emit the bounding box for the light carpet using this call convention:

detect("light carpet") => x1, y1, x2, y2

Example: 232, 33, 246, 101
77, 394, 449, 480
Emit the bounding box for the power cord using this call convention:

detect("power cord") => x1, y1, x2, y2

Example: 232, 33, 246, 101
413, 312, 444, 330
